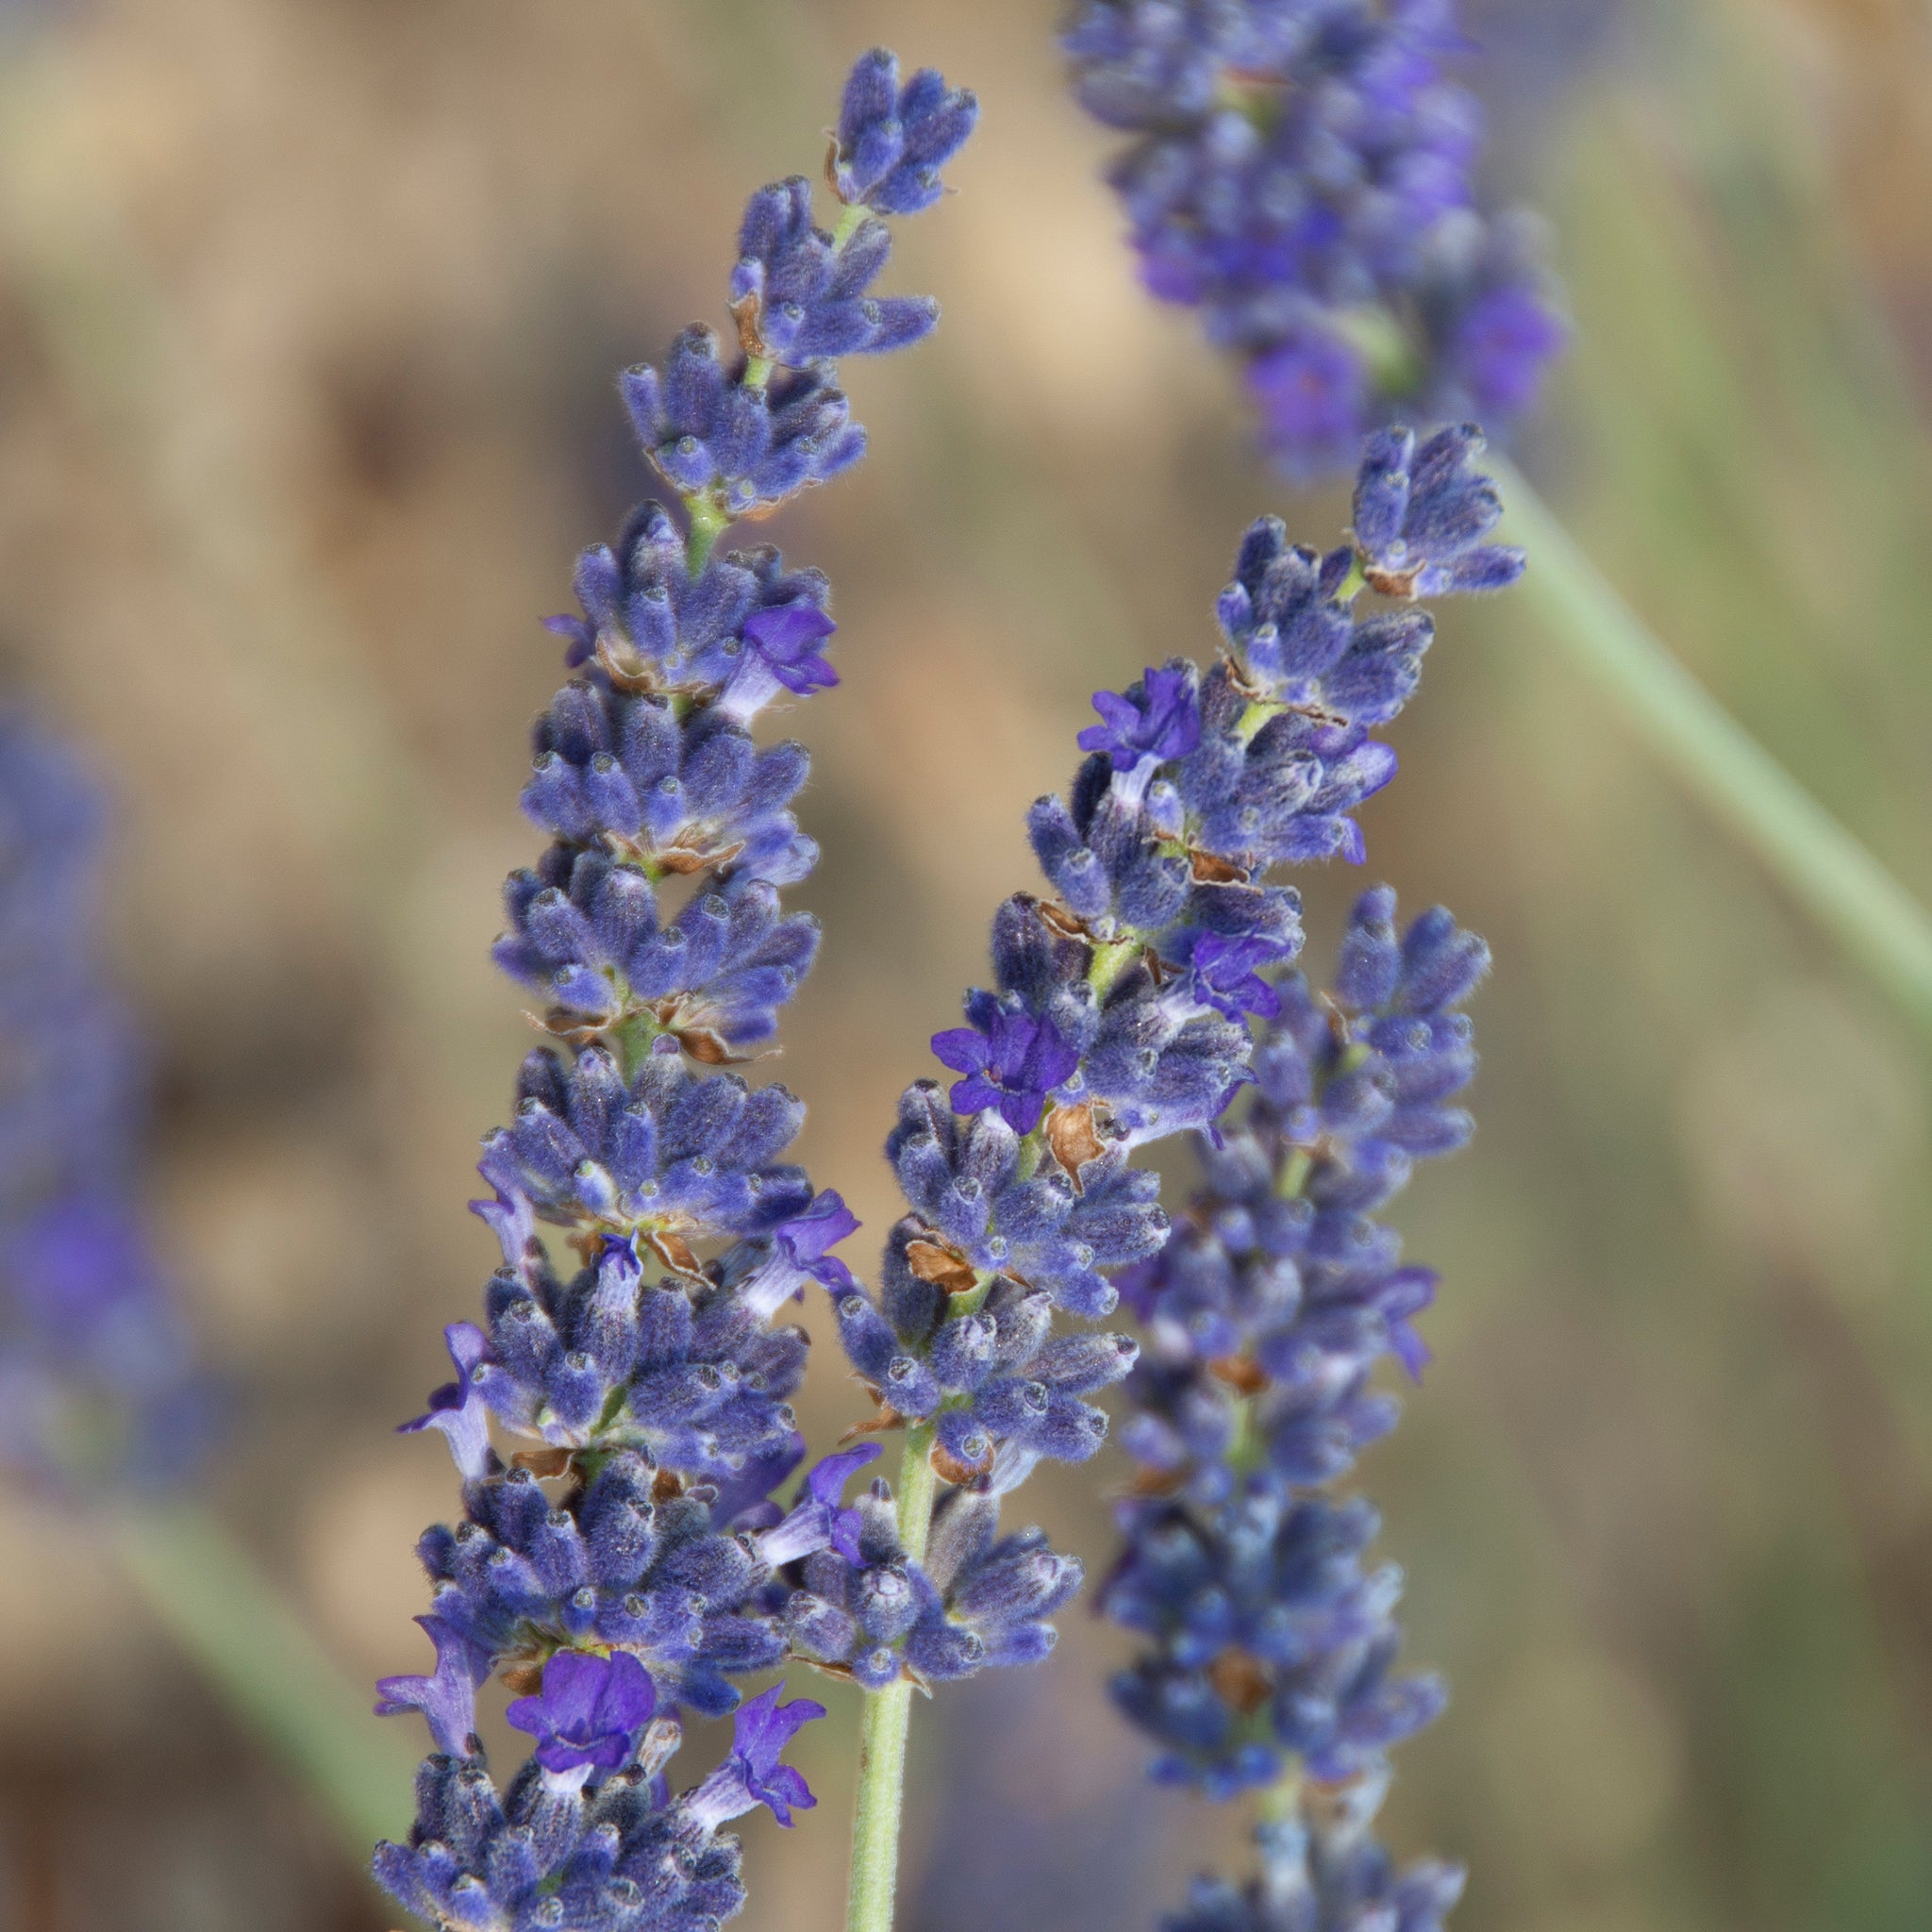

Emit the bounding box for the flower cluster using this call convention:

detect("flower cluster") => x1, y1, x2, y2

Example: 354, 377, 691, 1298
1102, 887, 1485, 1793
0, 711, 206, 1491
1093, 434, 1512, 1926
375, 48, 977, 1930
818, 426, 1517, 1700
1164, 1774, 1464, 1932
1063, 0, 1566, 476
774, 1445, 1085, 1688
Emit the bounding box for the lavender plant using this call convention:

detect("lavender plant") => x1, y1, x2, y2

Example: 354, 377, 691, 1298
369, 49, 980, 1932
1063, 0, 1566, 477
0, 710, 207, 1491
1103, 869, 1484, 1929
1059, 1, 1932, 1045
824, 423, 1520, 1929
1035, 437, 1509, 1929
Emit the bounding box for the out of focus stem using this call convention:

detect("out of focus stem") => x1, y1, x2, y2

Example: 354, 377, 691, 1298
1494, 458, 1932, 1040
110, 1499, 419, 1851
844, 1418, 938, 1932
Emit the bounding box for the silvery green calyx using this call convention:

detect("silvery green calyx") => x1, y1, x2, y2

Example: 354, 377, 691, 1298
373, 49, 976, 1931
810, 426, 1518, 1716
0, 711, 208, 1492
1063, 0, 1566, 477
1093, 425, 1516, 1930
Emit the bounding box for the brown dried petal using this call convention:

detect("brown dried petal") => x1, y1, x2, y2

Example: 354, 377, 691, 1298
1038, 901, 1093, 941
1362, 562, 1424, 601
645, 1228, 704, 1278
537, 1006, 614, 1047
1207, 1648, 1274, 1717
676, 1027, 748, 1067
1045, 1103, 1105, 1190
1190, 848, 1250, 885
512, 1446, 575, 1479
930, 1441, 992, 1487
1222, 652, 1269, 704
596, 634, 659, 695
906, 1239, 979, 1296
498, 1662, 545, 1697
838, 1401, 906, 1443
729, 288, 768, 360
655, 841, 746, 876
797, 1656, 862, 1686
1208, 1355, 1269, 1395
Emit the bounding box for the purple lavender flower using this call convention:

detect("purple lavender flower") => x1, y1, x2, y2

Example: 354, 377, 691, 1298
0, 712, 208, 1491
397, 1323, 492, 1482
374, 1707, 820, 1932
732, 1188, 865, 1320
1247, 329, 1371, 480
1063, 0, 1567, 475
812, 436, 1519, 1717
1103, 883, 1488, 1915
1078, 662, 1203, 774
507, 1650, 658, 1779
1188, 934, 1287, 1021
375, 47, 976, 1929
758, 1442, 881, 1567
1166, 1788, 1465, 1932
374, 1614, 484, 1760
833, 48, 980, 215
685, 1685, 827, 1831
742, 598, 840, 696
932, 1003, 1082, 1134
1352, 423, 1524, 596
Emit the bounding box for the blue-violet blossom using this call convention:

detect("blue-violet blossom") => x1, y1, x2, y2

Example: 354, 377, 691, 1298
0, 710, 207, 1491
374, 49, 977, 1931
1095, 429, 1511, 1926
1063, 0, 1567, 476
807, 427, 1516, 1724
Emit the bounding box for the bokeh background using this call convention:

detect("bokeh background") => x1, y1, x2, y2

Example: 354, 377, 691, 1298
2, 0, 1930, 1926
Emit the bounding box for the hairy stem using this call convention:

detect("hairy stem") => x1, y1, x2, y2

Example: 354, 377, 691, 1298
1495, 458, 1932, 1039
843, 1419, 939, 1932
685, 494, 731, 574
111, 1500, 419, 1852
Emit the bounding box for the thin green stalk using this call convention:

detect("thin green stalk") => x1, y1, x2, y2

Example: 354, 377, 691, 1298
110, 1499, 419, 1851
1493, 458, 1932, 1039
686, 495, 731, 574
844, 1419, 938, 1932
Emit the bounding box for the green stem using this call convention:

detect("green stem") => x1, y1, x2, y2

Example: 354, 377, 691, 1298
1493, 458, 1932, 1039
685, 495, 731, 574
1088, 936, 1142, 999
110, 1499, 419, 1852
844, 1419, 938, 1932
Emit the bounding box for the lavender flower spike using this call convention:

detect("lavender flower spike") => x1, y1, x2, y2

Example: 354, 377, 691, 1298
807, 433, 1517, 1746
1092, 471, 1509, 1924
0, 710, 208, 1492
374, 46, 975, 1932
1063, 0, 1567, 476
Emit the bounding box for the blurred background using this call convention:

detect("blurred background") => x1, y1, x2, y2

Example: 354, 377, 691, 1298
1, 0, 1929, 1926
